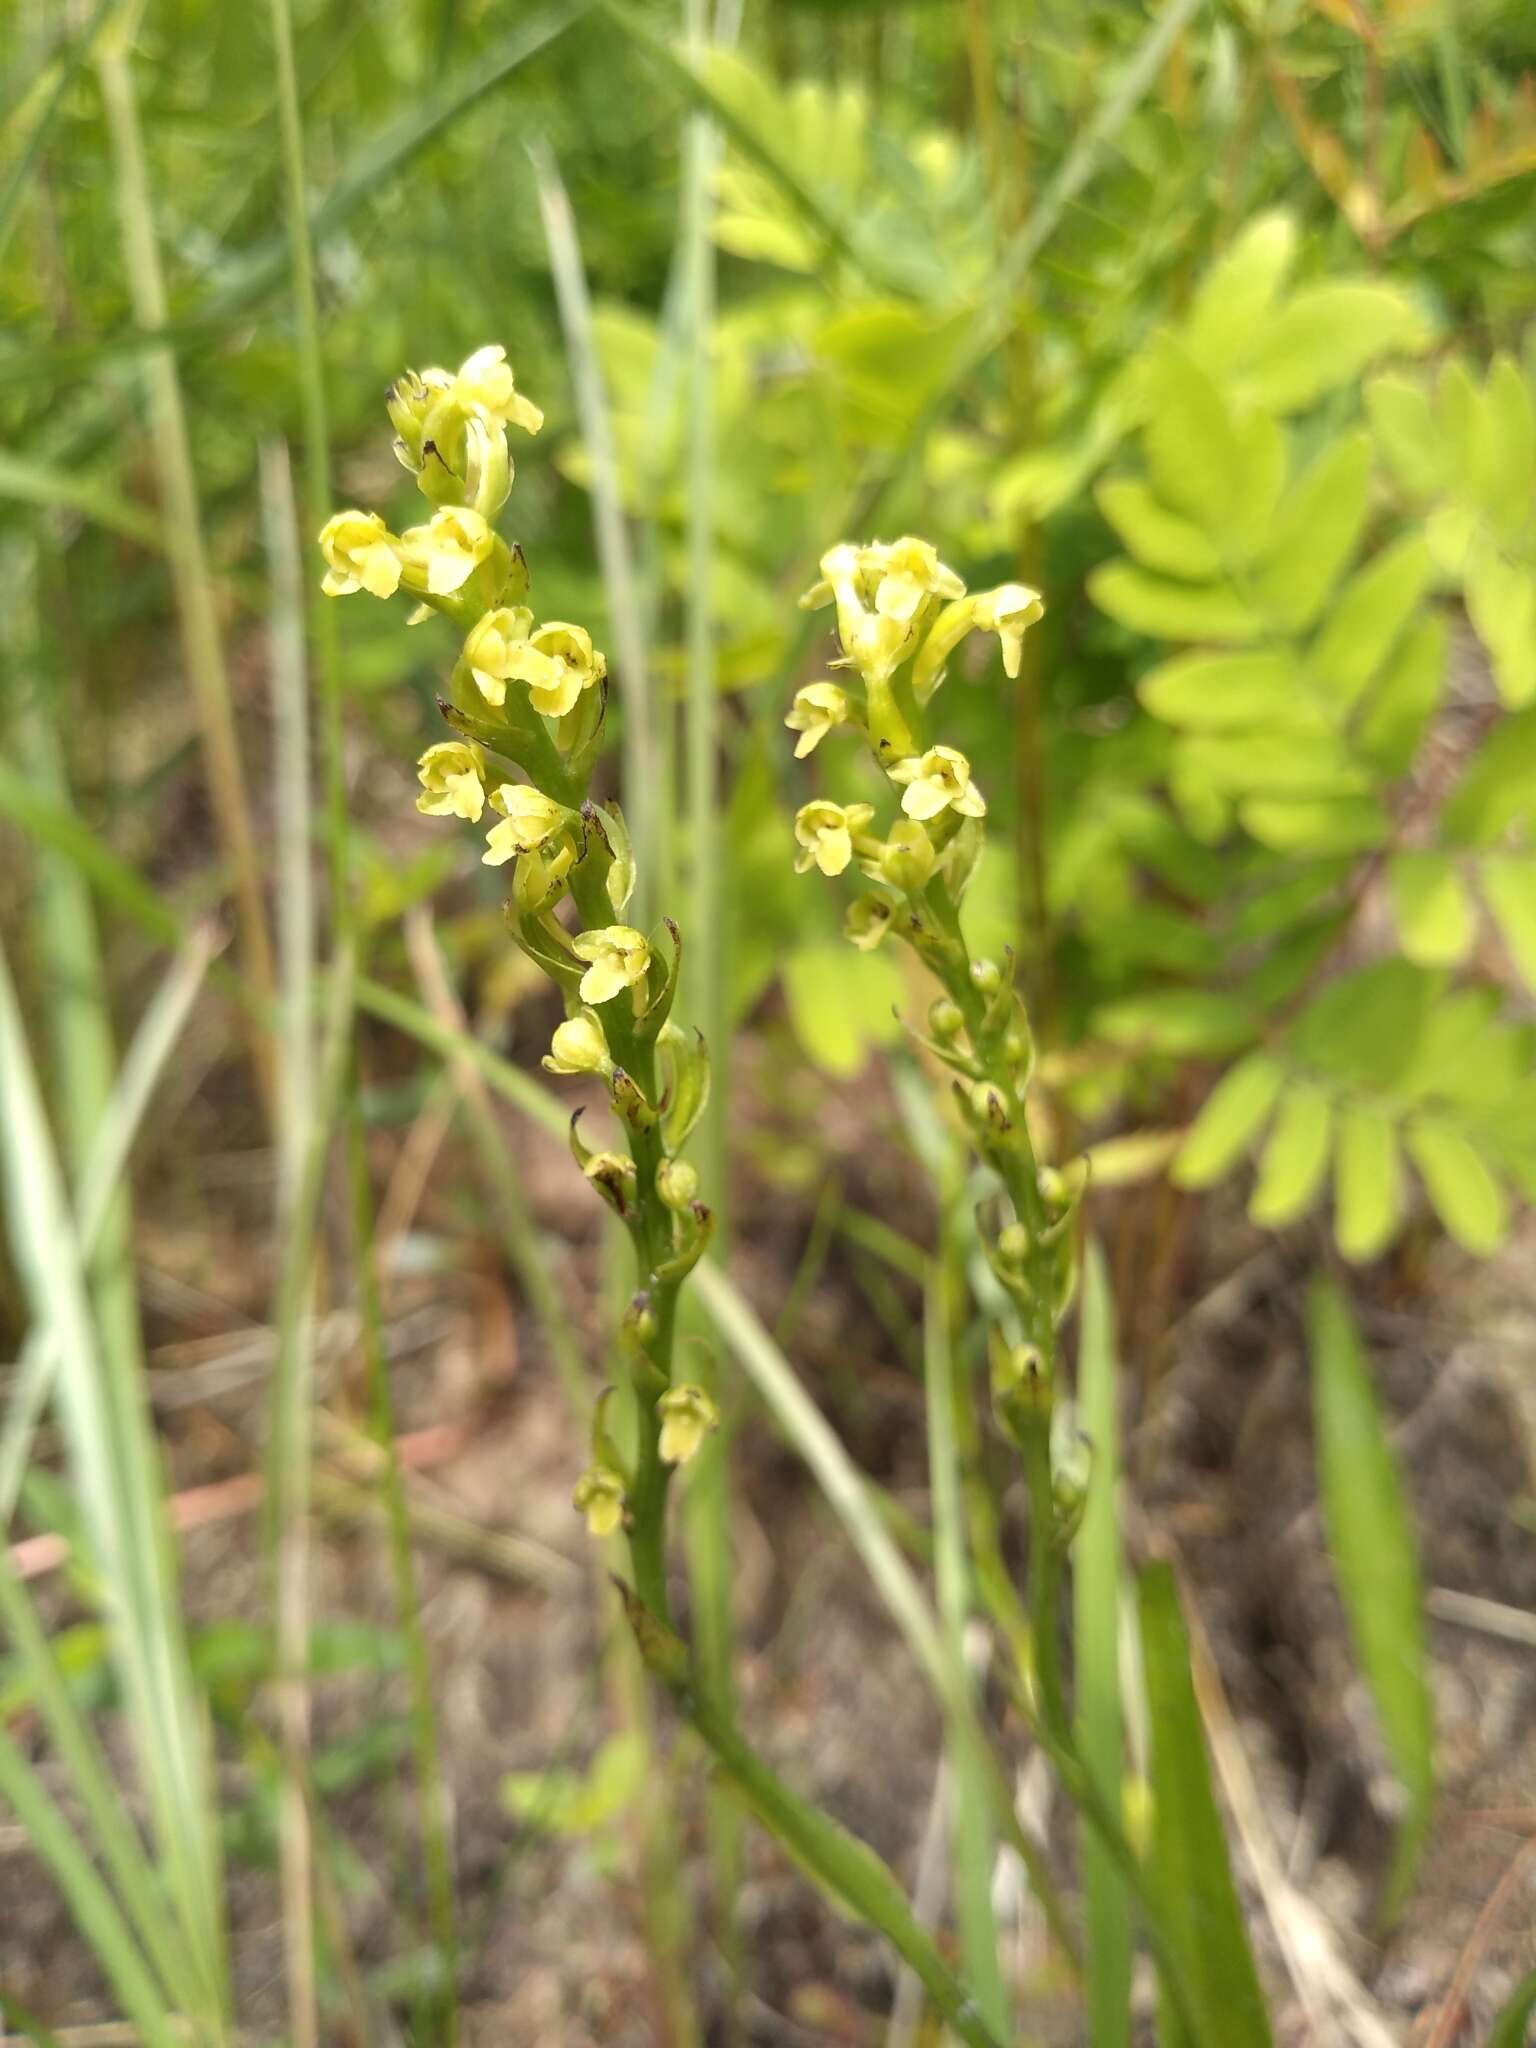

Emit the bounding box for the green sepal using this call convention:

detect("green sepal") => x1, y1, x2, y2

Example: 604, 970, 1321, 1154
636, 918, 683, 1040
653, 1203, 715, 1286
590, 1388, 634, 1487
660, 1025, 711, 1151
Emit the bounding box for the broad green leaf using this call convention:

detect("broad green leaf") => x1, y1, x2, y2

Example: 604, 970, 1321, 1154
1138, 650, 1305, 731
816, 302, 969, 435
1310, 536, 1433, 706
1139, 1564, 1273, 2048
1075, 1245, 1132, 2048
1181, 210, 1297, 370
1253, 434, 1371, 630
1488, 1970, 1536, 2048
1481, 355, 1536, 543
1088, 562, 1259, 642
1240, 283, 1430, 414
1226, 410, 1290, 565
1354, 615, 1446, 776
1441, 710, 1536, 846
1097, 478, 1220, 580
1437, 358, 1483, 494
1307, 1280, 1433, 1920
1095, 989, 1253, 1058
782, 943, 902, 1078
1464, 550, 1536, 708
1405, 1121, 1508, 1255
1365, 373, 1443, 502
1388, 852, 1476, 968
1142, 344, 1243, 536
1172, 1051, 1284, 1188
1292, 960, 1434, 1091
1481, 855, 1536, 990
1333, 1104, 1405, 1262
1249, 1082, 1332, 1226
1240, 794, 1388, 854
1182, 731, 1360, 797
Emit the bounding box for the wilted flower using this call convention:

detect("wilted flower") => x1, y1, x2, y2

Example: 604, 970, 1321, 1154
572, 1466, 626, 1538
483, 784, 568, 864
572, 925, 651, 1006
415, 741, 486, 821
846, 894, 895, 951
657, 1385, 720, 1466
319, 510, 402, 599
784, 682, 850, 759
888, 745, 986, 822
583, 1150, 638, 1211
793, 800, 874, 877
543, 1011, 611, 1076
400, 506, 495, 595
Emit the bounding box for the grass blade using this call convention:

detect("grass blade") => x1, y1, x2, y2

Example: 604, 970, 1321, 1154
265, 946, 358, 2048
1489, 1969, 1536, 2048
0, 0, 114, 267
0, 762, 186, 954
0, 923, 218, 1524
693, 1261, 949, 1688
260, 439, 315, 1197
1307, 1276, 1434, 1921
1139, 1561, 1272, 2048
676, 0, 743, 2007
0, 451, 166, 549
1074, 1242, 1132, 2048
0, 933, 229, 2034
1, 3, 591, 393
0, 1731, 183, 2048
691, 1262, 1079, 1962
0, 1549, 201, 2015
595, 0, 904, 293
528, 136, 658, 920
94, 15, 279, 1122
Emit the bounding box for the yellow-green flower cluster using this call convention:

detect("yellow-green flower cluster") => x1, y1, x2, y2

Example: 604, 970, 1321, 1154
319, 345, 714, 1593
788, 537, 1043, 948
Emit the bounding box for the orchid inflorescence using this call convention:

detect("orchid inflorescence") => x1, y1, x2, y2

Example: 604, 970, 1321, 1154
319, 345, 716, 1612
787, 540, 1088, 1510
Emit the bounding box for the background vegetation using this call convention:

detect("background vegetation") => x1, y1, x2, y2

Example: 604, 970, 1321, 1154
3, 0, 1536, 2042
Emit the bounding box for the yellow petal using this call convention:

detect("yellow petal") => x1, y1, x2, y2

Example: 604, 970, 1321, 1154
360, 544, 402, 599
901, 780, 948, 821
579, 958, 628, 1005
815, 828, 853, 876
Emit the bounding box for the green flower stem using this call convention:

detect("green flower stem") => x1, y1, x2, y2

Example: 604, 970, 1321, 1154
1019, 1413, 1069, 1744
598, 1000, 684, 1624
620, 1587, 1008, 2048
